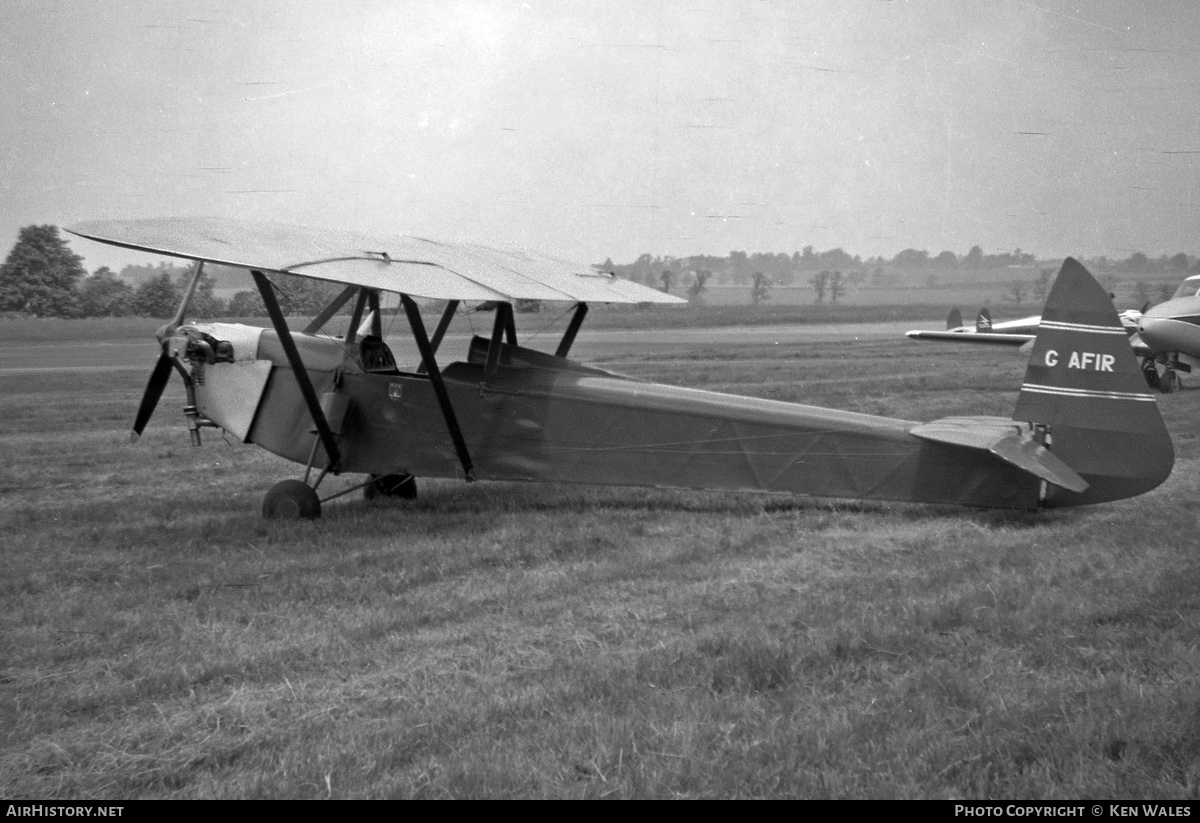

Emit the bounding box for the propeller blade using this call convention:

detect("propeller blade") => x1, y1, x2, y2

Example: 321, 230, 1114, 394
131, 351, 175, 441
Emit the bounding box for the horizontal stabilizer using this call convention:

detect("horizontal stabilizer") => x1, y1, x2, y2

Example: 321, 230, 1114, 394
910, 416, 1088, 493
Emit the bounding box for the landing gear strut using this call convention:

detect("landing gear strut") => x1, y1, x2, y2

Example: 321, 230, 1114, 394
1141, 357, 1161, 390
1160, 367, 1180, 394
364, 473, 418, 501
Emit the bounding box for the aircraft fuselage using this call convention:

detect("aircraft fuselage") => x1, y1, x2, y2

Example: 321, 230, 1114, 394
193, 325, 1045, 510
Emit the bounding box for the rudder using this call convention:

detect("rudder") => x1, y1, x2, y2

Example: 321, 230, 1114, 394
1012, 258, 1173, 506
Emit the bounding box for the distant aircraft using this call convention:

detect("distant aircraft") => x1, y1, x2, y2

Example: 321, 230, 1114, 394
906, 306, 1044, 347
68, 218, 1174, 517
1133, 273, 1200, 392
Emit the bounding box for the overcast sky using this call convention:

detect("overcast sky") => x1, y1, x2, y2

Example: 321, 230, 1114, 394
2, 0, 1198, 273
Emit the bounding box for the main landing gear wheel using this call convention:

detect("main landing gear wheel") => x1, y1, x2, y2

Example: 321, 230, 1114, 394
363, 474, 418, 501
263, 479, 321, 519
1141, 357, 1161, 390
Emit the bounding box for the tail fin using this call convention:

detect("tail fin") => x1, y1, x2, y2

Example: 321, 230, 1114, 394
1013, 258, 1174, 506
946, 307, 963, 330
976, 308, 992, 332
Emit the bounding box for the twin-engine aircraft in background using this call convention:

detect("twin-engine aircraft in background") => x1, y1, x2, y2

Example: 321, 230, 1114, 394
68, 218, 1174, 518
908, 277, 1200, 392
1135, 273, 1200, 391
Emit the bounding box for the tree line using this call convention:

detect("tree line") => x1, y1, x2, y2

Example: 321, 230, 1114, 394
609, 244, 1200, 307
608, 245, 1199, 291
2, 224, 1198, 319
0, 225, 349, 319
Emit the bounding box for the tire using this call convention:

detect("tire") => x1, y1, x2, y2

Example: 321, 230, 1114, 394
364, 474, 418, 501
1141, 359, 1161, 390
262, 479, 321, 519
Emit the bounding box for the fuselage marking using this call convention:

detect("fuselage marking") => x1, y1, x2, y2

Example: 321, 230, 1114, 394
1043, 349, 1115, 371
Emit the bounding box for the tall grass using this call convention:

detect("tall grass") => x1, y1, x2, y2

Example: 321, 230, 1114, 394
1, 331, 1198, 798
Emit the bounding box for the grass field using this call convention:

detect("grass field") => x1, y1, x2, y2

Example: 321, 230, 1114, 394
2, 319, 1199, 798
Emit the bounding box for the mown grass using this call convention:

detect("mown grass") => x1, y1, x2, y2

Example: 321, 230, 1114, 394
1, 330, 1199, 798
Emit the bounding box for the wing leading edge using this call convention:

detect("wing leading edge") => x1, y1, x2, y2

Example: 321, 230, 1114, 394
66, 217, 685, 305
904, 330, 1035, 346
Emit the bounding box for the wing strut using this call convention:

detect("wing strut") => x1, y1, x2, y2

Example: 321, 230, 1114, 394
555, 302, 589, 358
401, 294, 474, 481
302, 285, 357, 335
251, 271, 341, 471
484, 302, 516, 375
418, 300, 459, 374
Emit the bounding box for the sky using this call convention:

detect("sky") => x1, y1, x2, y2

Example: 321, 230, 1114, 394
2, 0, 1198, 273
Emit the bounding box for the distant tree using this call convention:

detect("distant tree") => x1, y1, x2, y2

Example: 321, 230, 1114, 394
1004, 279, 1027, 306
811, 270, 830, 303
1031, 267, 1054, 302
751, 271, 771, 307
728, 250, 751, 284
80, 266, 134, 317
1170, 252, 1190, 272
1157, 281, 1176, 302
891, 248, 930, 269
175, 267, 226, 318
268, 274, 352, 316
688, 269, 711, 301
1101, 272, 1119, 298
934, 250, 958, 268
1132, 280, 1151, 306
1125, 252, 1149, 273
816, 247, 854, 271
133, 272, 180, 318
119, 260, 193, 287
632, 253, 655, 286
0, 224, 85, 317
964, 245, 984, 269
660, 269, 674, 294
828, 271, 845, 304
1010, 248, 1035, 266
799, 245, 817, 269
227, 290, 265, 317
